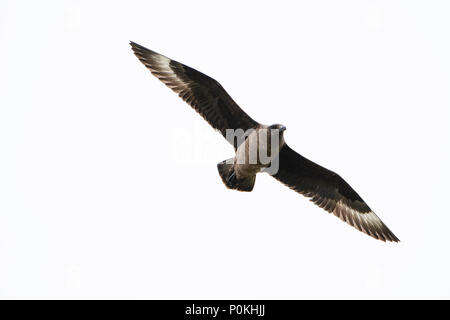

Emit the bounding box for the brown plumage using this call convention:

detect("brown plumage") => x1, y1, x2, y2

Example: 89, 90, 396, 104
130, 41, 257, 145
272, 145, 399, 242
130, 41, 399, 242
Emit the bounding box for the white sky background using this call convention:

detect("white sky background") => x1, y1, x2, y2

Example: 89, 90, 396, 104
0, 0, 449, 299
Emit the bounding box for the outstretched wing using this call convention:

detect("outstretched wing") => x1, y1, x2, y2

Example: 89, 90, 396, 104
130, 41, 258, 145
273, 144, 399, 242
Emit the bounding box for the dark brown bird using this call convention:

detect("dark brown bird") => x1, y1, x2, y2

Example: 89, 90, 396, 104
130, 41, 399, 242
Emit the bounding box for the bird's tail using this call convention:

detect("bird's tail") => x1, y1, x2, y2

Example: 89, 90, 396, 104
217, 158, 255, 192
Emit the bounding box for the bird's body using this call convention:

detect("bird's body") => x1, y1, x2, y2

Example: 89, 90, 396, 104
130, 41, 399, 242
218, 124, 286, 192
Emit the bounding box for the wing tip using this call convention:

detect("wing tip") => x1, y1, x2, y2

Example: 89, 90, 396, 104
130, 41, 145, 59
129, 41, 155, 58
129, 40, 142, 49
363, 218, 400, 243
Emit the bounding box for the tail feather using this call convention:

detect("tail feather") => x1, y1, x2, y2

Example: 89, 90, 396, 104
217, 158, 255, 192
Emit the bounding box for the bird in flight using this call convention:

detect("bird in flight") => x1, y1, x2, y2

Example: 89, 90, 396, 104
130, 41, 399, 242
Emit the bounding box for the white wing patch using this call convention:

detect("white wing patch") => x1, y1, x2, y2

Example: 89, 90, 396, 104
134, 48, 190, 93
331, 200, 397, 241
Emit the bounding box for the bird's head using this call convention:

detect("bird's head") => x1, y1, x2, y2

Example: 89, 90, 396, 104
268, 124, 286, 134
268, 123, 286, 146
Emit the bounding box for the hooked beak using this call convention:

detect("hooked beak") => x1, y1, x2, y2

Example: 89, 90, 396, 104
280, 126, 286, 132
